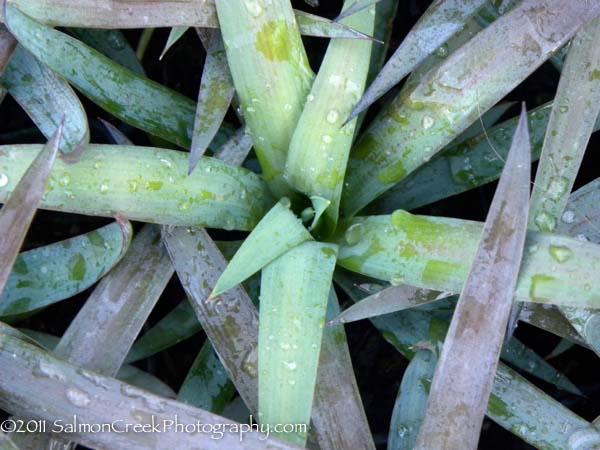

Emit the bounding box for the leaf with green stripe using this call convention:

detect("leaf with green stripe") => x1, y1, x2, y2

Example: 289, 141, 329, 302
258, 241, 338, 446
348, 0, 487, 121
215, 0, 314, 196
335, 270, 598, 449
0, 333, 298, 450
177, 341, 236, 414
335, 210, 600, 309
285, 0, 375, 234
342, 0, 600, 216
2, 47, 89, 154
388, 346, 437, 450
69, 28, 144, 75
5, 5, 195, 147
211, 199, 312, 298
189, 29, 235, 174
0, 220, 132, 317
125, 300, 201, 364
0, 126, 62, 296
0, 144, 272, 230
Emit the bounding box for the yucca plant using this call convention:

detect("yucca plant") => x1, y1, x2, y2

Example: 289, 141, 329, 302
2, 0, 600, 449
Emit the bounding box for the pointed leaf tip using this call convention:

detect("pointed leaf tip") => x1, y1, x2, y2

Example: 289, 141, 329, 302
0, 121, 63, 294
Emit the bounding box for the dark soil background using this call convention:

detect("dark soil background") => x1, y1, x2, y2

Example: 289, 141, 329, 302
2, 1, 600, 448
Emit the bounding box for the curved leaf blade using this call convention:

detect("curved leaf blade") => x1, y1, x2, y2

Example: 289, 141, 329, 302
0, 144, 272, 230
258, 241, 338, 446
2, 46, 89, 154
0, 220, 132, 317
211, 200, 312, 298
0, 125, 62, 296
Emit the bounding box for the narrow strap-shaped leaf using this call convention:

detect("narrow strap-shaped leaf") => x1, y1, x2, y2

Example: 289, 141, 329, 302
0, 125, 62, 296
502, 337, 581, 396
215, 127, 254, 167
164, 227, 261, 413
69, 28, 145, 75
53, 224, 172, 374
335, 0, 381, 22
520, 301, 588, 346
0, 433, 18, 450
0, 144, 272, 230
177, 341, 236, 414
330, 284, 450, 324
335, 269, 597, 449
13, 328, 177, 397
0, 221, 132, 317
415, 106, 530, 449
529, 16, 600, 232
5, 5, 195, 147
215, 0, 314, 197
211, 199, 312, 298
126, 300, 201, 364
0, 334, 298, 450
117, 365, 176, 398
3, 0, 373, 40
285, 0, 375, 234
2, 46, 89, 153
369, 102, 600, 213
165, 228, 371, 450
548, 339, 576, 359
348, 0, 487, 122
330, 276, 583, 395
17, 223, 174, 448
189, 28, 235, 174
258, 241, 338, 446
160, 26, 188, 60
0, 24, 16, 73
342, 0, 600, 217
523, 17, 600, 356
388, 346, 437, 450
3, 0, 219, 29
294, 10, 374, 40
336, 209, 600, 309
554, 179, 600, 357
312, 289, 376, 450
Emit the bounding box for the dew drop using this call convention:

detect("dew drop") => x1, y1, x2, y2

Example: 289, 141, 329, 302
390, 275, 404, 286
99, 182, 109, 194
548, 245, 573, 263
344, 223, 365, 246
561, 210, 576, 224
547, 176, 569, 200
322, 135, 332, 144
58, 174, 70, 187
34, 360, 66, 381
559, 105, 569, 113
288, 379, 297, 386
326, 110, 339, 124
436, 43, 449, 57
422, 115, 435, 130
0, 173, 8, 188
244, 0, 262, 16
66, 387, 91, 407
534, 212, 556, 232
283, 361, 297, 371
178, 201, 191, 211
